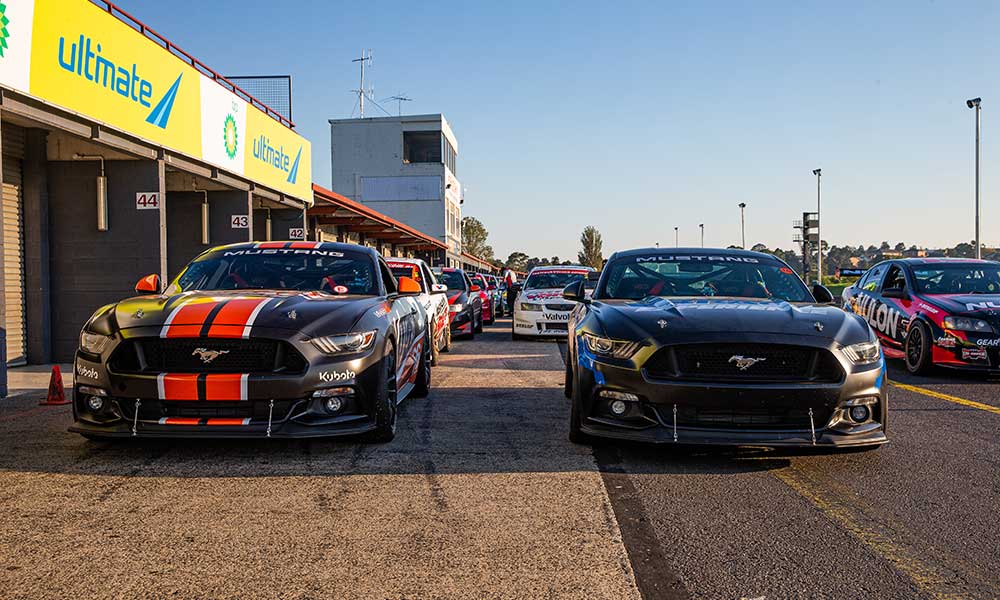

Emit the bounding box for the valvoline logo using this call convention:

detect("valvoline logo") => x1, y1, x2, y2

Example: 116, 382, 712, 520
252, 135, 302, 184
56, 34, 182, 129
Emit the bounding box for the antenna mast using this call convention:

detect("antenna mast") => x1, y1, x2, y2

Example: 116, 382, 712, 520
351, 49, 373, 117
389, 95, 412, 116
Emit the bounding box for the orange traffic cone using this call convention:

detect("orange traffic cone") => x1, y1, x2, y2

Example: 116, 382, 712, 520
40, 365, 70, 406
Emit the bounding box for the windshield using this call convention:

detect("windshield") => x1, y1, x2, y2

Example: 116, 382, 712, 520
437, 270, 467, 291
171, 249, 379, 295
912, 264, 1000, 294
597, 255, 812, 302
524, 270, 589, 290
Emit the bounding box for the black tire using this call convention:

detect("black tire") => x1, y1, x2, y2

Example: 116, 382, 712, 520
474, 309, 484, 334
568, 364, 591, 445
486, 308, 495, 326
365, 341, 398, 443
905, 321, 934, 375
564, 353, 573, 399
441, 324, 452, 353
412, 334, 432, 398
430, 324, 441, 366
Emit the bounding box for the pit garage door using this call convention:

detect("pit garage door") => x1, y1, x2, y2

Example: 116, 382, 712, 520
2, 125, 25, 366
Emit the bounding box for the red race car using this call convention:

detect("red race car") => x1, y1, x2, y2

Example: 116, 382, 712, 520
843, 258, 1000, 374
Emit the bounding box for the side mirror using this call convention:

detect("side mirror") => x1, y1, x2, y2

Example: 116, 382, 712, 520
563, 280, 589, 304
882, 287, 909, 300
470, 284, 481, 292
135, 273, 160, 294
397, 276, 422, 295
430, 283, 447, 294
812, 283, 834, 304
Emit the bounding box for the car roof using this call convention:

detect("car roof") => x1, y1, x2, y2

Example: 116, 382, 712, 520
528, 265, 594, 273
386, 257, 426, 266
609, 247, 779, 261
894, 257, 1000, 266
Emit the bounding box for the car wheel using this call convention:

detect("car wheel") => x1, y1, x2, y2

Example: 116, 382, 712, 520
441, 324, 452, 353
474, 310, 484, 334
905, 321, 934, 375
430, 325, 441, 366
412, 335, 432, 398
364, 340, 398, 443
564, 354, 573, 399
568, 363, 591, 445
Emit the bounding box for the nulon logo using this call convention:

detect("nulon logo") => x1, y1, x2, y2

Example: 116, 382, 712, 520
57, 35, 183, 129
252, 134, 302, 184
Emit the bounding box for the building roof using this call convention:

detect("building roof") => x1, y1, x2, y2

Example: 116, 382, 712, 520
328, 114, 458, 154
461, 252, 499, 272
310, 184, 447, 252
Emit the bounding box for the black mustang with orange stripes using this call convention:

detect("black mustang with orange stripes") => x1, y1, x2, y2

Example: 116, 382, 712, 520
69, 241, 430, 442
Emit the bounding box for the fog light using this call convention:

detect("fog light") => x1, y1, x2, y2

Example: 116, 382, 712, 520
86, 396, 105, 412
599, 390, 640, 402
849, 405, 870, 422
610, 400, 627, 415
323, 397, 344, 414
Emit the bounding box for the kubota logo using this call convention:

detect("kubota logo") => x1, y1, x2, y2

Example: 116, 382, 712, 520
56, 34, 183, 129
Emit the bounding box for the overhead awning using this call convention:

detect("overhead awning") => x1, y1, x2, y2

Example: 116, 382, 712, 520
310, 184, 447, 252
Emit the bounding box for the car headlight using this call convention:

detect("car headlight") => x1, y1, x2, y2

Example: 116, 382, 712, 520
943, 316, 992, 333
582, 333, 642, 359
841, 341, 881, 365
80, 331, 113, 355
520, 302, 544, 312
311, 330, 377, 355
449, 303, 464, 312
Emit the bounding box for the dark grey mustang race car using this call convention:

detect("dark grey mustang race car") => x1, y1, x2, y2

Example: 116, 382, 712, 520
563, 248, 888, 448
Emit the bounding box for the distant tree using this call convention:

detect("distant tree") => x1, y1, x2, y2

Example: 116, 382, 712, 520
894, 242, 906, 252
505, 252, 529, 271
880, 241, 890, 250
578, 226, 604, 269
750, 243, 768, 253
461, 216, 493, 261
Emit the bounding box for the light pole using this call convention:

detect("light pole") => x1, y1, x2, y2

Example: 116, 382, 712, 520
968, 97, 982, 259
674, 226, 679, 247
738, 203, 746, 249
813, 169, 822, 282
699, 223, 705, 247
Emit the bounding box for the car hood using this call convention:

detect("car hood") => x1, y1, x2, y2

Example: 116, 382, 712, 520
919, 293, 1000, 316
594, 297, 868, 344
113, 290, 385, 336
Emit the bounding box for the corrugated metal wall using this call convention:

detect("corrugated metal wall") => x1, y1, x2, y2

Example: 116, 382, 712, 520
2, 123, 26, 365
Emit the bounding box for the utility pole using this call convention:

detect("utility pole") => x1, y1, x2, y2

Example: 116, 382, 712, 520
352, 50, 373, 117
674, 226, 679, 247
699, 223, 705, 247
813, 169, 822, 282
738, 203, 746, 249
968, 98, 982, 258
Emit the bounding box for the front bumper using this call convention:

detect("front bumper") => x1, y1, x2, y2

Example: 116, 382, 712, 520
575, 339, 888, 448
513, 309, 571, 337
69, 333, 387, 440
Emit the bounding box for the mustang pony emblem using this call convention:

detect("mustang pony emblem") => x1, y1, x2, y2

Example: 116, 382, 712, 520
192, 348, 230, 364
729, 355, 766, 371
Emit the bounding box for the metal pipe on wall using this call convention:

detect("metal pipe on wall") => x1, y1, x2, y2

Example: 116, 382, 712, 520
74, 154, 107, 231
194, 188, 209, 245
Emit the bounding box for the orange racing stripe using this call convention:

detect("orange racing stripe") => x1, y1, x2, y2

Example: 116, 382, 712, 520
204, 374, 247, 402
157, 374, 199, 401
206, 298, 271, 338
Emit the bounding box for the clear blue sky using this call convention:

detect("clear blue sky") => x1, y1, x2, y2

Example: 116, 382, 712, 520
120, 0, 1000, 261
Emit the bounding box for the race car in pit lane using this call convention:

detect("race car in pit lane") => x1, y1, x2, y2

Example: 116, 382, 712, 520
471, 273, 500, 325
433, 267, 484, 339
563, 248, 887, 449
387, 257, 451, 364
69, 241, 431, 442
512, 265, 596, 340
842, 258, 1000, 374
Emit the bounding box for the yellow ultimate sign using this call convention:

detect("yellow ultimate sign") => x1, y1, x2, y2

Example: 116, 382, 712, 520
0, 0, 312, 201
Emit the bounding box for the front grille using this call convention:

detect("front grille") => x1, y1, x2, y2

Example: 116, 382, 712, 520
644, 343, 842, 383
109, 338, 307, 374
544, 304, 574, 312
116, 399, 298, 421
543, 322, 569, 331
654, 404, 833, 430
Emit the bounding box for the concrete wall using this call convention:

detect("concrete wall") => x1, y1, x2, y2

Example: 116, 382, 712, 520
252, 208, 303, 242
167, 190, 250, 278
48, 160, 162, 361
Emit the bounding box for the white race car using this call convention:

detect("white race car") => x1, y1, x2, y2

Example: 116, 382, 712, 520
387, 258, 451, 363
512, 265, 595, 339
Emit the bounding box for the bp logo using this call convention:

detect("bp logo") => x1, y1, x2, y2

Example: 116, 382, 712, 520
0, 2, 10, 58
223, 114, 238, 159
